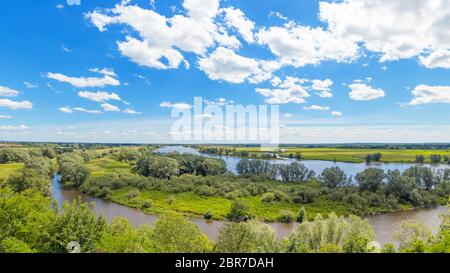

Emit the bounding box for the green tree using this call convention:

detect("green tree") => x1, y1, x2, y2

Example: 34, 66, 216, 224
297, 206, 307, 223
8, 169, 51, 196
227, 200, 251, 222
394, 220, 432, 251
42, 198, 106, 253
355, 168, 385, 192
214, 221, 280, 253
148, 157, 180, 179
319, 167, 348, 188
96, 217, 153, 253
151, 214, 212, 253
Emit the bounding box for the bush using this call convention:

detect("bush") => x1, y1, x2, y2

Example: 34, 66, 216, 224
126, 189, 141, 200
297, 207, 307, 223
278, 210, 295, 223
227, 200, 251, 222
142, 199, 153, 209
204, 211, 213, 220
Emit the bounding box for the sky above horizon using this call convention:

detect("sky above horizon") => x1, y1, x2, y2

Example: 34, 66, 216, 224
1, 0, 450, 144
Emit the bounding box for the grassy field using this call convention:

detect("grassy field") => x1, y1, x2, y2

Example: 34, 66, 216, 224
109, 187, 406, 222
86, 157, 133, 177
208, 146, 450, 163
0, 163, 23, 180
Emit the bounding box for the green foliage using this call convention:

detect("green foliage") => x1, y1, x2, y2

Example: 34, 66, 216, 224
394, 220, 432, 251
355, 168, 385, 192
319, 167, 348, 188
287, 213, 374, 253
96, 217, 153, 253
415, 154, 425, 163
227, 200, 251, 222
58, 154, 90, 188
214, 221, 280, 253
278, 210, 295, 223
297, 206, 307, 223
0, 237, 34, 253
8, 169, 51, 196
151, 214, 213, 253
42, 198, 106, 253
0, 188, 55, 251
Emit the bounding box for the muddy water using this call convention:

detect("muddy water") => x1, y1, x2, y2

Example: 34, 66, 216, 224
52, 174, 447, 245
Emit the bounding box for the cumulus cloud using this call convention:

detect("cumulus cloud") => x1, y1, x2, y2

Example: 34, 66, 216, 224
256, 76, 310, 104
223, 7, 255, 43
419, 50, 450, 69
0, 115, 13, 119
319, 0, 450, 63
101, 103, 120, 112
331, 111, 343, 117
303, 105, 330, 111
256, 22, 359, 67
408, 85, 450, 105
199, 47, 260, 83
46, 68, 120, 88
0, 99, 33, 110
160, 101, 192, 110
59, 106, 73, 113
348, 83, 385, 101
78, 91, 122, 103
256, 76, 334, 104
0, 86, 19, 97
86, 0, 230, 70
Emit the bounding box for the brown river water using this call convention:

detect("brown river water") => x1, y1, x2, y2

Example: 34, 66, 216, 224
51, 174, 447, 246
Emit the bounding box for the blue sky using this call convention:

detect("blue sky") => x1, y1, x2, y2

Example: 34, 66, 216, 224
1, 0, 450, 143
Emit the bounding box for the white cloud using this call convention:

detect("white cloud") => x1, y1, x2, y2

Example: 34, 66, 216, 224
0, 86, 19, 97
284, 113, 292, 118
101, 103, 120, 112
408, 85, 450, 105
256, 76, 334, 104
46, 68, 120, 88
256, 22, 359, 67
319, 0, 450, 63
86, 0, 230, 70
311, 79, 333, 98
0, 115, 13, 119
198, 47, 262, 83
419, 50, 450, 69
269, 11, 288, 21
123, 109, 141, 114
331, 111, 343, 117
67, 0, 80, 6
73, 107, 102, 114
348, 83, 385, 101
303, 105, 330, 111
78, 91, 122, 103
0, 99, 33, 110
256, 76, 310, 104
59, 106, 73, 113
204, 98, 234, 106
56, 4, 64, 9
223, 7, 255, 43
160, 101, 192, 110
61, 44, 71, 53
0, 125, 28, 130
23, 81, 38, 88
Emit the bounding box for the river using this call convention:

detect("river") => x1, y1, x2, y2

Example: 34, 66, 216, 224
156, 146, 450, 178
51, 173, 447, 246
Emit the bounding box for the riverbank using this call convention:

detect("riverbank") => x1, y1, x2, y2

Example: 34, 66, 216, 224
198, 146, 450, 164
52, 174, 448, 246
